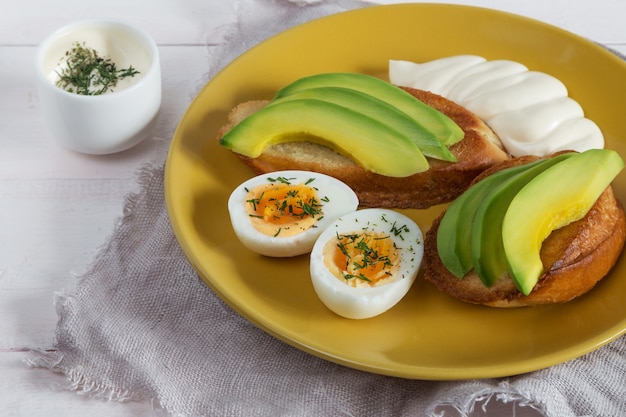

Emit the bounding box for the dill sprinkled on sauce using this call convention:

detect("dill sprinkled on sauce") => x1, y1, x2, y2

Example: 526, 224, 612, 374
55, 41, 140, 95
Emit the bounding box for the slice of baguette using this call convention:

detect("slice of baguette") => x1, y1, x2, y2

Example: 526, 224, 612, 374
423, 155, 626, 307
217, 87, 510, 208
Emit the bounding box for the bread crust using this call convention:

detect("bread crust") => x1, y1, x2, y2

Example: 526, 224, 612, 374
423, 156, 626, 307
218, 87, 510, 209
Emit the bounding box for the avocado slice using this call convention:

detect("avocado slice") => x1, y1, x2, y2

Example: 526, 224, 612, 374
470, 153, 574, 287
219, 98, 430, 177
437, 161, 537, 278
502, 149, 624, 295
274, 73, 464, 146
268, 86, 456, 162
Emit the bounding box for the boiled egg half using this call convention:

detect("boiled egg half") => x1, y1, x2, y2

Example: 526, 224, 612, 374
228, 170, 359, 257
310, 208, 423, 319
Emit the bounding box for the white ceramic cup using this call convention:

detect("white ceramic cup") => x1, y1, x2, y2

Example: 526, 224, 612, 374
35, 19, 162, 154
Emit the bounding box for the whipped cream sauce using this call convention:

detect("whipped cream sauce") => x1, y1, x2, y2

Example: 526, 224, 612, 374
389, 56, 604, 157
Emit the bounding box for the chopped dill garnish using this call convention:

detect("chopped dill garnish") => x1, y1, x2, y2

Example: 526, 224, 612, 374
390, 222, 410, 240
55, 42, 140, 95
267, 176, 295, 185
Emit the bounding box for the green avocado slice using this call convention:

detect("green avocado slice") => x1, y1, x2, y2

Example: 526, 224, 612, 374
503, 149, 624, 295
274, 73, 464, 147
436, 161, 539, 278
470, 153, 574, 287
219, 98, 429, 177
268, 86, 456, 162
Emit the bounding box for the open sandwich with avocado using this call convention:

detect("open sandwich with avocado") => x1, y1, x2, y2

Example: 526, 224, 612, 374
424, 149, 626, 307
217, 72, 509, 209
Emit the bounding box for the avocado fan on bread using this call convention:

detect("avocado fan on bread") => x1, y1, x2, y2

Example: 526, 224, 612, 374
423, 150, 626, 307
217, 73, 509, 209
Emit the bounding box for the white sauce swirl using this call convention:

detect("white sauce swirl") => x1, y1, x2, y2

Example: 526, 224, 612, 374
389, 56, 604, 157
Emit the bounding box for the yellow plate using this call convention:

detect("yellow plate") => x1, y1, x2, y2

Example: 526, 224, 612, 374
164, 4, 626, 380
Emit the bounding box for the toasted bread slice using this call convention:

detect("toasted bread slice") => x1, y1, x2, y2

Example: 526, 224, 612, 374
217, 87, 509, 208
423, 155, 626, 307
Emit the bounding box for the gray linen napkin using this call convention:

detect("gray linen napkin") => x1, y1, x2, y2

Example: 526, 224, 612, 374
28, 0, 626, 416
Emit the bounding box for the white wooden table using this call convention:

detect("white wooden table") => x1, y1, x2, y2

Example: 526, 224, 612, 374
1, 1, 624, 415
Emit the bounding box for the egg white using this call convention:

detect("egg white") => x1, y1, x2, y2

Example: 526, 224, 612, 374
310, 208, 424, 319
228, 170, 359, 257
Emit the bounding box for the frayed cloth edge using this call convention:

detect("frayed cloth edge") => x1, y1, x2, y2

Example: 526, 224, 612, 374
25, 350, 145, 403
430, 385, 547, 417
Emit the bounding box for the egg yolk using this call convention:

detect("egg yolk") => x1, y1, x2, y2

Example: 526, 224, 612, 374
245, 182, 323, 237
324, 232, 400, 288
